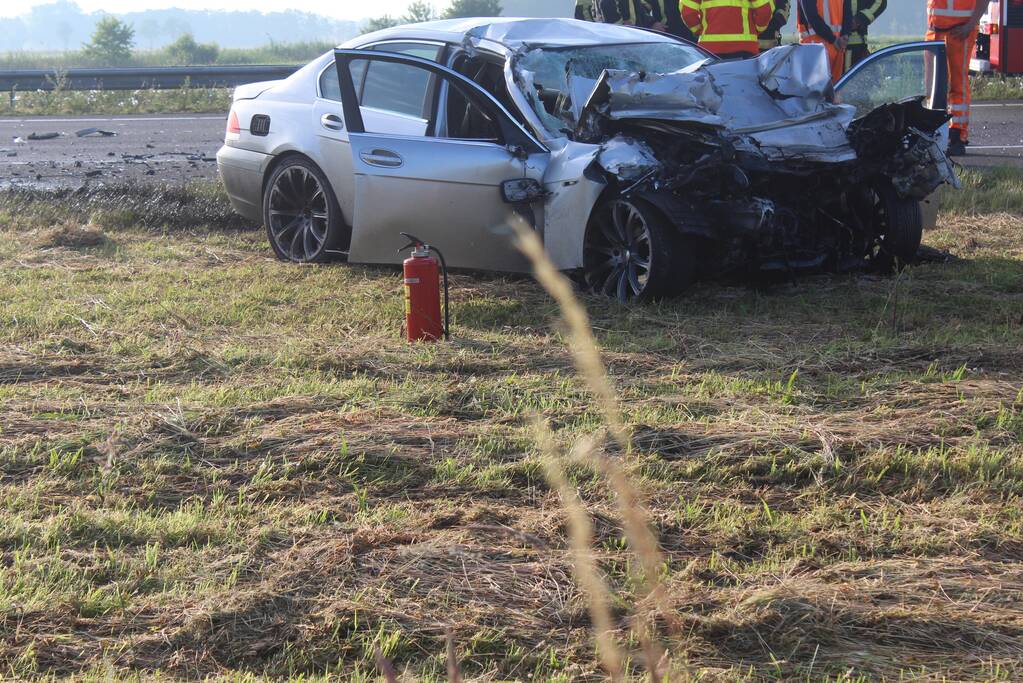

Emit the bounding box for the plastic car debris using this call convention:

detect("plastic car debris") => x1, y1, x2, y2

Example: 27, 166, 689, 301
27, 132, 61, 140
76, 128, 118, 138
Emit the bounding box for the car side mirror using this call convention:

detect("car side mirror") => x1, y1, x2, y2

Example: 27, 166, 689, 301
501, 178, 545, 204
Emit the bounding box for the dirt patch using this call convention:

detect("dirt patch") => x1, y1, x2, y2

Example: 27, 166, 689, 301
30, 222, 107, 249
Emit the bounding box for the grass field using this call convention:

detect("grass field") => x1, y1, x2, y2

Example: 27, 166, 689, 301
1, 174, 1022, 681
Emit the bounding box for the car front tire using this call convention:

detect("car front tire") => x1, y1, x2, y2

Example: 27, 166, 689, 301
583, 197, 696, 302
867, 182, 924, 271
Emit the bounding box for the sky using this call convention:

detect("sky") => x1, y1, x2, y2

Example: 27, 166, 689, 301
0, 0, 413, 19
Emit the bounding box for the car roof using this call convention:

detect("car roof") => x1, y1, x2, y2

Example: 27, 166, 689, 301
343, 17, 679, 50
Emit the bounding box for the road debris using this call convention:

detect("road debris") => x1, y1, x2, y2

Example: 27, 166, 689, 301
27, 132, 61, 141
76, 128, 118, 138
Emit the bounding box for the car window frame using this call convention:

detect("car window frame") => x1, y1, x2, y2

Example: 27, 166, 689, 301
316, 39, 448, 103
335, 48, 548, 154
835, 40, 949, 113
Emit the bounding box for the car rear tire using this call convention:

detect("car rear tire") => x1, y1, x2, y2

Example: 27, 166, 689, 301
583, 197, 696, 302
868, 182, 923, 271
264, 157, 349, 263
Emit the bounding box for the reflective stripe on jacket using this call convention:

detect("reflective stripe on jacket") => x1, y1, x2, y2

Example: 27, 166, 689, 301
848, 0, 886, 46
758, 0, 790, 50
576, 0, 596, 20
797, 0, 851, 44
928, 0, 978, 30
681, 0, 775, 55
653, 0, 698, 39
597, 0, 659, 25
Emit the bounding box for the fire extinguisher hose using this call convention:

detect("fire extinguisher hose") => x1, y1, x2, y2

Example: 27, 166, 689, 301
432, 245, 450, 342
398, 232, 450, 341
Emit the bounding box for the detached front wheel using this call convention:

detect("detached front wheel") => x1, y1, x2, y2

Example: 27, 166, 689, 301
584, 197, 695, 302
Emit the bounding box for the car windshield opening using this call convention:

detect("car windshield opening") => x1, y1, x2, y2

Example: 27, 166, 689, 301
515, 42, 708, 137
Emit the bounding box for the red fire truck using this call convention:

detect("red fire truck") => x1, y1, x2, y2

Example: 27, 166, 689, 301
974, 0, 1023, 74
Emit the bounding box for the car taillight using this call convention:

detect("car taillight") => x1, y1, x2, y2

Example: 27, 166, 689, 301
227, 110, 241, 136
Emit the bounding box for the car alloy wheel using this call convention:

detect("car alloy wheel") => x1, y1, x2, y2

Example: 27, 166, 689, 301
264, 158, 348, 263
585, 199, 655, 302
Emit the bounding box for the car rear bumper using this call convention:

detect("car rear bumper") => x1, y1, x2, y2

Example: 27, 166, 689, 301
217, 144, 272, 224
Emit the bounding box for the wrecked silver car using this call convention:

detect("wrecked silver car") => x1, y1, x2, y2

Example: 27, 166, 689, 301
218, 18, 957, 301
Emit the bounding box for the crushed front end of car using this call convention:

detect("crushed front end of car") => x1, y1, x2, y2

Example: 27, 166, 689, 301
515, 43, 959, 297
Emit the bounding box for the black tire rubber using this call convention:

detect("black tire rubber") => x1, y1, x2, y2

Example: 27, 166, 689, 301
584, 197, 696, 302
263, 156, 349, 263
874, 183, 923, 271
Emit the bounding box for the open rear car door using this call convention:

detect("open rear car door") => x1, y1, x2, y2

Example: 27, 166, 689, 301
335, 49, 550, 272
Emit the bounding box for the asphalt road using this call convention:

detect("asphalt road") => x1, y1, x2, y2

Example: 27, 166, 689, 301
0, 114, 225, 187
0, 103, 1021, 188
961, 102, 1023, 167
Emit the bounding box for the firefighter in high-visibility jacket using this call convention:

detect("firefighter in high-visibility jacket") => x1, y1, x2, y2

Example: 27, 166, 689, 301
681, 0, 775, 60
649, 0, 697, 40
594, 0, 660, 26
927, 0, 987, 156
576, 0, 596, 21
846, 0, 887, 69
758, 0, 790, 52
798, 0, 853, 83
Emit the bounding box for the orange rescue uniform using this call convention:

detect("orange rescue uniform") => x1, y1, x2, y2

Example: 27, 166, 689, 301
926, 0, 979, 141
680, 0, 775, 58
798, 0, 852, 82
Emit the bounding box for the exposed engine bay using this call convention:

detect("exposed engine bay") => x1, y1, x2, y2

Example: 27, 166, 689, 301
513, 43, 959, 284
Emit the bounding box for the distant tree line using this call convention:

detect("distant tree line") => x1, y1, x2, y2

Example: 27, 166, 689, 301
0, 1, 361, 53
77, 17, 222, 66
363, 0, 504, 34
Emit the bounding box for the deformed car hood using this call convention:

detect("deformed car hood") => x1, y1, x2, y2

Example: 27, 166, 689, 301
580, 44, 858, 163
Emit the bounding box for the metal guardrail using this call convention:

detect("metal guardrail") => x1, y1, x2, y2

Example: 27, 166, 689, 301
0, 65, 301, 92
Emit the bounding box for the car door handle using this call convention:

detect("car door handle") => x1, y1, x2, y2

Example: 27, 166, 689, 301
359, 149, 404, 168
320, 113, 344, 131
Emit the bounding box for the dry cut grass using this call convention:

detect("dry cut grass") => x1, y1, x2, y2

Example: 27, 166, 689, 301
0, 185, 1022, 681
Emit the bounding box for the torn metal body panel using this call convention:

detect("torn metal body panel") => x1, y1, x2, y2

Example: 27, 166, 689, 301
511, 40, 957, 288
542, 142, 605, 270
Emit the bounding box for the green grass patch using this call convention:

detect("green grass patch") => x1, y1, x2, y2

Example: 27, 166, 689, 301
941, 167, 1023, 216
2, 85, 233, 117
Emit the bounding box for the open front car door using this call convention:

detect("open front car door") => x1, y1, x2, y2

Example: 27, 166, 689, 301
335, 49, 550, 272
835, 41, 949, 120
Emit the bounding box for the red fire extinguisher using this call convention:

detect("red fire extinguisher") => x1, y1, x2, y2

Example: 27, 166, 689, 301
398, 232, 449, 342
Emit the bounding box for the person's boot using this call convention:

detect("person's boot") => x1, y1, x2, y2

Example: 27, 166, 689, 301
948, 128, 967, 157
